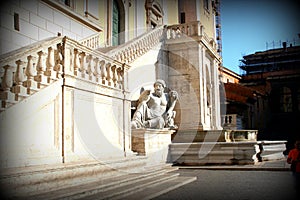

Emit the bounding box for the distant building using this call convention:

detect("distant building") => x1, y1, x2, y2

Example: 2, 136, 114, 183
239, 44, 300, 150
219, 66, 265, 131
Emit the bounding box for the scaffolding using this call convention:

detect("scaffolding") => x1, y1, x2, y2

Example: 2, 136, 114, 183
214, 0, 222, 55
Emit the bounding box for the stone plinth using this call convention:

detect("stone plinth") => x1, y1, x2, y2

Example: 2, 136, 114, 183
169, 142, 259, 165
172, 130, 225, 143
224, 130, 258, 142
257, 140, 287, 161
131, 129, 175, 163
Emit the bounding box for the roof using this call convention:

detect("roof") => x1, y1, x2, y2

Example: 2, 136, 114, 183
224, 82, 264, 104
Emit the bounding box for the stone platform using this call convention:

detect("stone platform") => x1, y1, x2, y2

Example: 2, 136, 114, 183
169, 129, 287, 166
169, 142, 259, 165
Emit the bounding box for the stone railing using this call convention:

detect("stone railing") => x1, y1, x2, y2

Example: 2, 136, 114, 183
224, 129, 258, 142
0, 36, 126, 112
63, 37, 126, 91
80, 32, 102, 50
107, 26, 164, 64
165, 21, 218, 53
0, 37, 64, 111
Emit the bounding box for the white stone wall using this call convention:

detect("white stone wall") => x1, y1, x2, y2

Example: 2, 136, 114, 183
0, 0, 96, 54
0, 80, 63, 168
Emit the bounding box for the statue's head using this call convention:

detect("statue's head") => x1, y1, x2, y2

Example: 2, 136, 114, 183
154, 79, 166, 88
154, 79, 166, 97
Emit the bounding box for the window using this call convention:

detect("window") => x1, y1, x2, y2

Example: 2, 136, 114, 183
112, 0, 120, 46
84, 0, 99, 19
57, 0, 73, 8
204, 0, 210, 11
14, 13, 20, 31
180, 12, 185, 24
280, 87, 293, 112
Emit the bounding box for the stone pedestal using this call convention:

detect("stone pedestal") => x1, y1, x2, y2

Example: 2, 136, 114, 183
131, 129, 175, 163
169, 142, 259, 165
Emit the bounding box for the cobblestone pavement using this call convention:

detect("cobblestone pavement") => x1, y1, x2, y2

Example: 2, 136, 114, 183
154, 160, 298, 200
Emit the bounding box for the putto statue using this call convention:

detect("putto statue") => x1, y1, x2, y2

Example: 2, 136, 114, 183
131, 79, 178, 129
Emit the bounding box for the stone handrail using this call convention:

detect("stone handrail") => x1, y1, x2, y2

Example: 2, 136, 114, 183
166, 21, 202, 39
224, 129, 258, 142
63, 37, 126, 90
165, 21, 218, 53
107, 26, 164, 64
80, 32, 102, 50
0, 36, 126, 112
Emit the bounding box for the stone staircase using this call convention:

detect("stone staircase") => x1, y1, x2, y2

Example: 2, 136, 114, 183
0, 156, 196, 199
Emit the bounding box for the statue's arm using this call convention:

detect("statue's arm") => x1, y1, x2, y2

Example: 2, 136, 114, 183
166, 90, 178, 114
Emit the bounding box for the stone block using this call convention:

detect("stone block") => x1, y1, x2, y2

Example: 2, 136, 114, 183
131, 129, 174, 163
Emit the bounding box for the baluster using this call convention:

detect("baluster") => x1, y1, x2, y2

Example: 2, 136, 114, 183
133, 44, 137, 59
93, 58, 101, 83
127, 47, 132, 63
73, 49, 80, 76
111, 65, 117, 88
95, 59, 104, 83
166, 28, 170, 39
126, 47, 131, 63
45, 47, 56, 83
23, 55, 37, 94
176, 27, 181, 38
100, 61, 108, 85
79, 52, 87, 79
54, 44, 63, 78
137, 42, 141, 56
13, 60, 27, 101
117, 67, 123, 89
1, 65, 15, 108
120, 51, 125, 63
34, 50, 48, 88
115, 53, 120, 61
87, 55, 95, 81
106, 63, 112, 86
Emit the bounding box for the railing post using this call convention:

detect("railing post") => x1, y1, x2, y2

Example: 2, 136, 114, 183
13, 60, 27, 101
34, 50, 47, 89
1, 65, 15, 109
73, 49, 80, 76
45, 47, 56, 83
23, 55, 37, 94
79, 52, 87, 79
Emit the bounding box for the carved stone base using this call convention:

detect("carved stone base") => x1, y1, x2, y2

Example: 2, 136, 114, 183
169, 142, 260, 166
172, 129, 225, 143
131, 129, 175, 163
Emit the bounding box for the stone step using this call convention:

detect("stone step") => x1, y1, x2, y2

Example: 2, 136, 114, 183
111, 176, 197, 200
23, 166, 179, 200
1, 156, 162, 198
81, 172, 180, 200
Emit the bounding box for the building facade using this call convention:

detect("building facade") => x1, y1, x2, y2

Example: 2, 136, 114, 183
0, 0, 222, 168
239, 44, 300, 150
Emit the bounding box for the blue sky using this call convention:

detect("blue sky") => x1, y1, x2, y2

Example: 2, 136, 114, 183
221, 0, 300, 74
